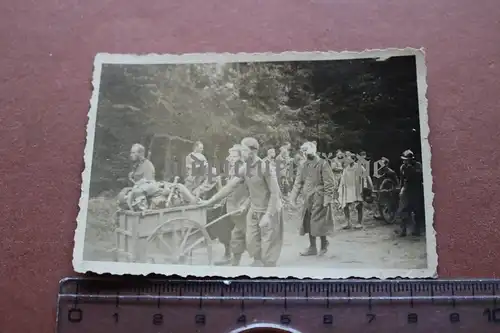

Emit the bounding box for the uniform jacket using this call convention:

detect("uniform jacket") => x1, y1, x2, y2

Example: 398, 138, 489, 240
130, 158, 155, 183
290, 155, 336, 236
185, 152, 208, 192
290, 155, 335, 205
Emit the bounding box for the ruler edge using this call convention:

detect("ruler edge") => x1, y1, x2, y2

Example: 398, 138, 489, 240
58, 277, 500, 294
55, 277, 500, 333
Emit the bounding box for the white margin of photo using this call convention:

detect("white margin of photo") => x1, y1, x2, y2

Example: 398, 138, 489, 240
72, 48, 437, 279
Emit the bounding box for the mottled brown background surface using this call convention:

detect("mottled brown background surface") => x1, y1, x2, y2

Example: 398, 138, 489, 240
0, 0, 499, 331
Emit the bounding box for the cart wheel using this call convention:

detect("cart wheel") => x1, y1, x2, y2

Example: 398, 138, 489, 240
377, 178, 398, 224
146, 218, 213, 265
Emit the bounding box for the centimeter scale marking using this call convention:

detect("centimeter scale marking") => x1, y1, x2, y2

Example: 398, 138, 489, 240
57, 277, 500, 333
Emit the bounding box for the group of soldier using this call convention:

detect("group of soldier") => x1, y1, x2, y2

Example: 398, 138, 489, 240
124, 136, 425, 267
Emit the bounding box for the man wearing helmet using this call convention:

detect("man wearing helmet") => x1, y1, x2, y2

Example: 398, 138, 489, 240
396, 149, 424, 237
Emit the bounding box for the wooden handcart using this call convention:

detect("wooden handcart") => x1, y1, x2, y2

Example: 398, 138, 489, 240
113, 204, 238, 265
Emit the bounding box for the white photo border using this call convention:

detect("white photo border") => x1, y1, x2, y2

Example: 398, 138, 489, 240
73, 48, 437, 279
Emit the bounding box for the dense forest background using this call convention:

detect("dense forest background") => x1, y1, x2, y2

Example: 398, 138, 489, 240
90, 55, 422, 197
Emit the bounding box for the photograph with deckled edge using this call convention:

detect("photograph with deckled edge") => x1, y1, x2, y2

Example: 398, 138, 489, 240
72, 49, 436, 279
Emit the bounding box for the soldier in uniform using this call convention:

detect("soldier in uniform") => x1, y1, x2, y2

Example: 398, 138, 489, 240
356, 151, 374, 203
330, 150, 345, 187
396, 150, 424, 237
338, 154, 373, 229
373, 157, 399, 220
293, 145, 307, 177
275, 145, 293, 197
201, 137, 283, 267
185, 141, 208, 192
357, 151, 369, 170
128, 143, 155, 184
197, 166, 232, 264
289, 141, 336, 256
378, 157, 399, 185
214, 144, 250, 266
263, 148, 276, 166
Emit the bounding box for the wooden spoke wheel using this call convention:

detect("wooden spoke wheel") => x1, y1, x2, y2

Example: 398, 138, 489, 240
146, 218, 213, 265
377, 178, 399, 224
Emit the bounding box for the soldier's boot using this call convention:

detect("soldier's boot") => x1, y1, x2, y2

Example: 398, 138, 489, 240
214, 257, 231, 265
353, 204, 364, 229
411, 210, 425, 236
251, 259, 264, 267
230, 254, 242, 266
341, 222, 352, 230
395, 218, 408, 237
300, 235, 318, 256
353, 223, 363, 230
264, 261, 277, 267
318, 238, 329, 256
411, 219, 423, 236
214, 246, 232, 266
300, 247, 318, 256
342, 207, 352, 230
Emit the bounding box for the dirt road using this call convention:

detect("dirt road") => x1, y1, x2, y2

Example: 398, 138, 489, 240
83, 199, 427, 270
209, 209, 427, 269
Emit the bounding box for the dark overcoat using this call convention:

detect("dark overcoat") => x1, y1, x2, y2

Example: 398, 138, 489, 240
290, 155, 336, 237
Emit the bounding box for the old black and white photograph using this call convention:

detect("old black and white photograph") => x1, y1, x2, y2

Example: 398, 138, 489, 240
73, 50, 436, 278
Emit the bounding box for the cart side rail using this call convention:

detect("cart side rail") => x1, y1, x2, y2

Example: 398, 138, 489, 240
115, 204, 207, 217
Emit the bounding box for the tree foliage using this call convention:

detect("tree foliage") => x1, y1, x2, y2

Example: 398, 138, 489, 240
89, 56, 421, 196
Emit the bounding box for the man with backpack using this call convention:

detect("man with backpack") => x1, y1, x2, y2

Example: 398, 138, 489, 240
396, 150, 425, 237
200, 137, 283, 267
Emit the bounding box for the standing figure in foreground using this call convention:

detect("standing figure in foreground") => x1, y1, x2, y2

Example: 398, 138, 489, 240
201, 137, 283, 267
214, 144, 251, 266
289, 141, 336, 256
338, 154, 372, 229
128, 143, 155, 184
396, 150, 424, 237
200, 166, 234, 264
357, 151, 375, 203
373, 157, 400, 220
185, 141, 208, 192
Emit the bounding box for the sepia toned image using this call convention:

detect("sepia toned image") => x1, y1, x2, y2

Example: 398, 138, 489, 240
73, 50, 436, 278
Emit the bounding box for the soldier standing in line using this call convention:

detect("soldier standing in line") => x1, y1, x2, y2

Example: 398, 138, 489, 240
330, 150, 345, 186
289, 141, 336, 256
356, 151, 375, 203
184, 141, 208, 192
378, 157, 399, 185
263, 148, 276, 166
395, 150, 425, 237
275, 145, 293, 198
201, 137, 283, 267
337, 154, 373, 229
373, 157, 400, 221
214, 144, 250, 266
